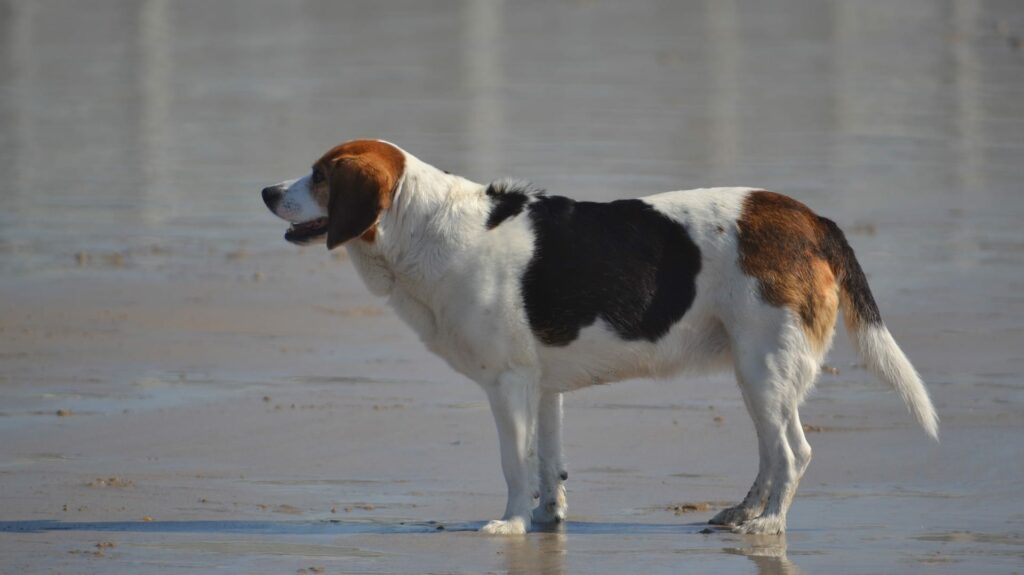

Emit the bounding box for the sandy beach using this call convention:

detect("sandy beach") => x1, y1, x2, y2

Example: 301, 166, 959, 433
2, 1, 1023, 573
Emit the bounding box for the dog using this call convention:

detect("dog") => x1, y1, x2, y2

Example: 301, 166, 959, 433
261, 139, 938, 535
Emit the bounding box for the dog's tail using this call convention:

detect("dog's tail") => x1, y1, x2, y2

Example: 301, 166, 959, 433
819, 217, 939, 441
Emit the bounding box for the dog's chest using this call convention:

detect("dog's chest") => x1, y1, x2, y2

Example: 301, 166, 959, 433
387, 262, 537, 383
384, 282, 497, 380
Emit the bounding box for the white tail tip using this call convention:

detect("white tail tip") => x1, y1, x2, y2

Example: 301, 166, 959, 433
856, 325, 939, 441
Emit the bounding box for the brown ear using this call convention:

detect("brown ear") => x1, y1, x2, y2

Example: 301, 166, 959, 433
326, 157, 390, 250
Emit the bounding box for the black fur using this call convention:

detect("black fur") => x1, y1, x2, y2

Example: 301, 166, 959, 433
818, 217, 883, 326
522, 196, 702, 346
484, 182, 531, 230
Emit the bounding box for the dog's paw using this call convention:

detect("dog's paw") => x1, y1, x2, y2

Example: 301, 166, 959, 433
480, 517, 529, 535
532, 484, 567, 524
731, 515, 786, 535
531, 500, 567, 524
709, 504, 760, 526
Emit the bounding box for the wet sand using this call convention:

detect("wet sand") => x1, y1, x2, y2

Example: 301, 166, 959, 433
2, 1, 1024, 573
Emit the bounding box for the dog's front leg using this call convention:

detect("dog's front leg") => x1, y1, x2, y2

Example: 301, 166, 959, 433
481, 369, 540, 535
533, 390, 567, 524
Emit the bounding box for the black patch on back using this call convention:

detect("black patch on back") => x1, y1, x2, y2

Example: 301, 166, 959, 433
485, 181, 533, 230
522, 196, 702, 346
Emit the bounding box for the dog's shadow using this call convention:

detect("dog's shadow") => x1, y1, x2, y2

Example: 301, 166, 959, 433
0, 519, 799, 574
0, 518, 472, 536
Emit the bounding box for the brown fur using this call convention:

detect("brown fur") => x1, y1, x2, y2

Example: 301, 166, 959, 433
817, 216, 883, 333
737, 191, 840, 354
314, 140, 405, 246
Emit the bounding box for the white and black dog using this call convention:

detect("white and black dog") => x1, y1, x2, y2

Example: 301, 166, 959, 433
262, 139, 938, 535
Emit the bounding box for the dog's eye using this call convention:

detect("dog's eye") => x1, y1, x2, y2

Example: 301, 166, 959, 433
311, 170, 325, 184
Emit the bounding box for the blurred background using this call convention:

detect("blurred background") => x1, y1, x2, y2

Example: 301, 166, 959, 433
1, 1, 1023, 574
2, 0, 1022, 267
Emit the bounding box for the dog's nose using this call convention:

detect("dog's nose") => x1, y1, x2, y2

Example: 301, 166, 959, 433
262, 186, 282, 211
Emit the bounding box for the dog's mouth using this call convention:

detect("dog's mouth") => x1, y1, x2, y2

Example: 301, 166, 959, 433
284, 217, 328, 244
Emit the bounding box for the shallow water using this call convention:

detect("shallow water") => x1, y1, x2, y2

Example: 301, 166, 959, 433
1, 1, 1023, 573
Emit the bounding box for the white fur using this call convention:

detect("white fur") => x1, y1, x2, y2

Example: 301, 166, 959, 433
854, 325, 939, 440
270, 175, 321, 225
266, 142, 936, 535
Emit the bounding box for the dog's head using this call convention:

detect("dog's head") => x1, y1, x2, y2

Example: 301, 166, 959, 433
262, 140, 406, 249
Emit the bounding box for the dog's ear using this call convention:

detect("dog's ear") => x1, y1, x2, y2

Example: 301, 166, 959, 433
325, 157, 390, 250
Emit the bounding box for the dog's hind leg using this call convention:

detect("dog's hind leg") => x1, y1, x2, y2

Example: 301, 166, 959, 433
730, 312, 819, 535
481, 369, 541, 535
708, 374, 771, 526
713, 359, 817, 529
533, 390, 568, 524
785, 402, 813, 483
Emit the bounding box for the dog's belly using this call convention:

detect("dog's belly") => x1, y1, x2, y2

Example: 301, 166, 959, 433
535, 310, 730, 392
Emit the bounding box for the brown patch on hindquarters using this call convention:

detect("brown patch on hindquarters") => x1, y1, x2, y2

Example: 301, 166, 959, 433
737, 191, 839, 353
313, 140, 405, 248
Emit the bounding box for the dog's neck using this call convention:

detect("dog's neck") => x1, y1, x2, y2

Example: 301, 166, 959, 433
346, 153, 490, 299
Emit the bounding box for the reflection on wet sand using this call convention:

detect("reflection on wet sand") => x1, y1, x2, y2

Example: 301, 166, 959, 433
499, 532, 568, 575
2, 518, 802, 573
723, 536, 800, 575
496, 528, 799, 575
